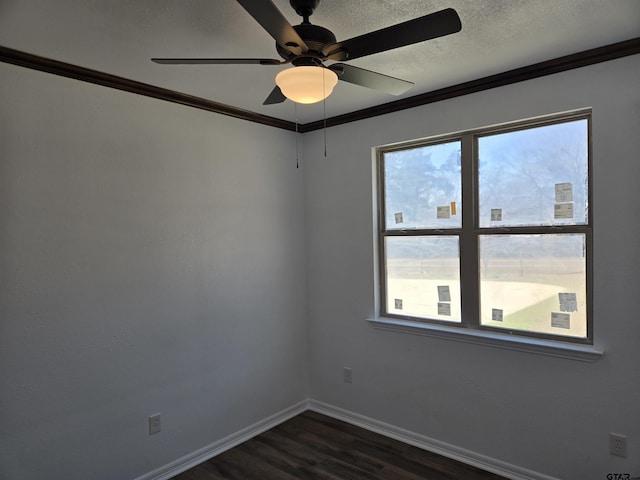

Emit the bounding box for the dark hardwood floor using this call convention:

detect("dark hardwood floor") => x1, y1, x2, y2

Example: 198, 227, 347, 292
171, 410, 507, 480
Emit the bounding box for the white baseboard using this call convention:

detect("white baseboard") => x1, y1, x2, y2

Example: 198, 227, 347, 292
137, 399, 309, 480
308, 399, 560, 480
137, 398, 558, 480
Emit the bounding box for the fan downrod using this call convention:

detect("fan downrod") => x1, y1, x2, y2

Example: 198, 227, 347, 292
290, 0, 320, 23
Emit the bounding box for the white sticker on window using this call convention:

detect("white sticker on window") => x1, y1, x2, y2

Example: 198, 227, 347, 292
394, 299, 403, 310
555, 182, 573, 203
438, 302, 451, 316
394, 212, 404, 224
437, 285, 451, 302
490, 208, 503, 222
551, 312, 571, 329
558, 292, 578, 312
492, 308, 503, 322
437, 206, 451, 219
554, 203, 574, 219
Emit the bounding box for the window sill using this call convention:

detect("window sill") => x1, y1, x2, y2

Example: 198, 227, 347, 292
367, 317, 603, 362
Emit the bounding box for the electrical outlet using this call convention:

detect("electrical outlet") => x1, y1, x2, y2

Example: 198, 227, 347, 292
609, 433, 627, 457
343, 367, 352, 383
149, 413, 161, 435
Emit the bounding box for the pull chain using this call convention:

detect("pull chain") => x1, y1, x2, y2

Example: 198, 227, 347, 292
322, 70, 327, 157
295, 102, 299, 168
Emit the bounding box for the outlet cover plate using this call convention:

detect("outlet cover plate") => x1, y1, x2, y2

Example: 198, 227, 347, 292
609, 433, 627, 457
149, 413, 161, 435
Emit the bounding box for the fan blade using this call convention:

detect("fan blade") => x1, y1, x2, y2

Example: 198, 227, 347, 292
235, 0, 308, 55
152, 58, 283, 65
328, 63, 413, 95
263, 86, 286, 105
326, 8, 461, 61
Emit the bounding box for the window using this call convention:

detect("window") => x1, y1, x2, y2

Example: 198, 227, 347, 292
377, 111, 592, 344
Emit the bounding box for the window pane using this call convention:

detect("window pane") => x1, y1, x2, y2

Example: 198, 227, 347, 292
478, 119, 588, 227
479, 234, 587, 338
385, 236, 461, 322
384, 141, 461, 230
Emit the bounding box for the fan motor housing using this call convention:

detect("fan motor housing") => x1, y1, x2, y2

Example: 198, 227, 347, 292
276, 23, 336, 61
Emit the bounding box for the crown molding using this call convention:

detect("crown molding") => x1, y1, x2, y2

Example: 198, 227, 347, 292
299, 37, 640, 132
2, 37, 639, 133
0, 45, 297, 131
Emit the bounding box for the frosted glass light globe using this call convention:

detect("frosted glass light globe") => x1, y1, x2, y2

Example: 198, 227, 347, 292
275, 66, 338, 104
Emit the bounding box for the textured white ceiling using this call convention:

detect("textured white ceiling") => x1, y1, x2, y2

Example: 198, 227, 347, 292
1, 0, 639, 124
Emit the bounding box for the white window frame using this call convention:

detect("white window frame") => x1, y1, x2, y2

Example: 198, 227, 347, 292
371, 109, 602, 361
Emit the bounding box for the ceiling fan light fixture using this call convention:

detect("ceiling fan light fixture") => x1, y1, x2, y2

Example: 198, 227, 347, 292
275, 66, 338, 104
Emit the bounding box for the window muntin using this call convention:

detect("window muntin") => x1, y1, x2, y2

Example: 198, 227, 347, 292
378, 112, 592, 344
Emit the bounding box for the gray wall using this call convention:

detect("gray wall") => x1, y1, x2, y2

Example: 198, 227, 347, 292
0, 63, 309, 479
303, 54, 640, 480
2, 48, 639, 480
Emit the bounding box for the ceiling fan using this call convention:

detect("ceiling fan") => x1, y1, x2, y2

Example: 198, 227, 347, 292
152, 0, 462, 105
